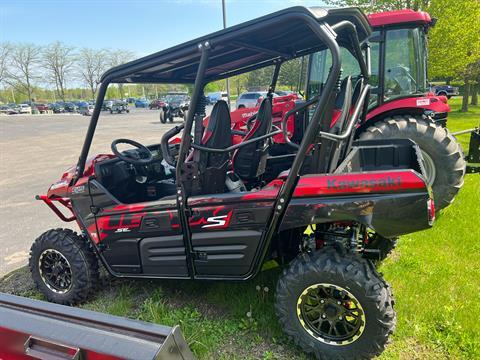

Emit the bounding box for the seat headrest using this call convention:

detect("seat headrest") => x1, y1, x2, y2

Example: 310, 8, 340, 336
250, 97, 272, 136
202, 100, 231, 146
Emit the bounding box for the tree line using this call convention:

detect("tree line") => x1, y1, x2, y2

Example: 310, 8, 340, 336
1, 0, 478, 111
0, 42, 136, 103
0, 41, 305, 104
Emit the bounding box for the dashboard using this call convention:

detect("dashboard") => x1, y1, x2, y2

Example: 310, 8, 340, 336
94, 143, 176, 203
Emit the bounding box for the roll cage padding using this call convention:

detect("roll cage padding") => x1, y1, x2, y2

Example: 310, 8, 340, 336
161, 124, 184, 167
331, 76, 353, 135
316, 75, 353, 173
233, 98, 273, 180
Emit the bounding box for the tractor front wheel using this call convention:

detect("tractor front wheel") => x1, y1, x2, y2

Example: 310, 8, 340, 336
29, 229, 99, 305
275, 248, 396, 360
359, 115, 465, 211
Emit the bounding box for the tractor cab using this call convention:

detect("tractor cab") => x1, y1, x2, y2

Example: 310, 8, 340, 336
308, 9, 437, 114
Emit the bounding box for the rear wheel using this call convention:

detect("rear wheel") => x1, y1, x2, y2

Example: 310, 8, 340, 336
359, 115, 465, 211
159, 109, 166, 123
276, 248, 395, 359
29, 229, 99, 305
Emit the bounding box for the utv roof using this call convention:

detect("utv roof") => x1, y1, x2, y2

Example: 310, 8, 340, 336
101, 6, 371, 84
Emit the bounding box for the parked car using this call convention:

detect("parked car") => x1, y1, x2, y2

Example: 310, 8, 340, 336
102, 100, 113, 111
275, 90, 303, 98
76, 101, 89, 107
64, 102, 78, 113
0, 105, 18, 115
236, 91, 268, 109
34, 103, 50, 114
206, 91, 228, 104
49, 103, 65, 113
78, 104, 95, 116
111, 101, 130, 114
18, 104, 32, 114
149, 99, 167, 110
431, 84, 459, 99
135, 99, 150, 108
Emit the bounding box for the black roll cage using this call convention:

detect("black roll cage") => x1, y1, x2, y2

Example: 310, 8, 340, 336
73, 7, 371, 280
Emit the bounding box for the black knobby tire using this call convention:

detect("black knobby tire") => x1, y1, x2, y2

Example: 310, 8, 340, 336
275, 247, 396, 360
359, 115, 465, 211
159, 108, 166, 123
29, 228, 99, 305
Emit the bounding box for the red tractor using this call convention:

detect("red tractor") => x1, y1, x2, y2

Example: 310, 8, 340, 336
227, 9, 466, 211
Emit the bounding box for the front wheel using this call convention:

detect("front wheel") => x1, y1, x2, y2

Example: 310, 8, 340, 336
276, 248, 395, 360
29, 229, 99, 305
359, 115, 466, 211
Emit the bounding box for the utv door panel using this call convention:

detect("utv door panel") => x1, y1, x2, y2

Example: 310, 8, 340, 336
102, 238, 142, 274
191, 230, 263, 276
140, 235, 189, 277
187, 200, 273, 276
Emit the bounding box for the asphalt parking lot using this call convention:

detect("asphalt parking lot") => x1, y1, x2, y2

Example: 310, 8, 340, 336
0, 108, 195, 276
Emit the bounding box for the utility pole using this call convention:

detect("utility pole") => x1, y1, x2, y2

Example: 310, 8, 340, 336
222, 0, 231, 109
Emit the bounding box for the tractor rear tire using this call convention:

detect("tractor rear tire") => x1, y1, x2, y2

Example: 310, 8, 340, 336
29, 228, 99, 305
275, 247, 396, 360
359, 115, 465, 211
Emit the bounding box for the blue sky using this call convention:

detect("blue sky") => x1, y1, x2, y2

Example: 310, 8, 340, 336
2, 0, 327, 56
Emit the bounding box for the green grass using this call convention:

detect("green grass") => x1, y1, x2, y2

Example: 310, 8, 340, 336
1, 99, 478, 359
378, 174, 480, 359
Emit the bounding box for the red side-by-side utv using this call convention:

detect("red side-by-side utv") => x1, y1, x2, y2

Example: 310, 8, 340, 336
31, 7, 439, 359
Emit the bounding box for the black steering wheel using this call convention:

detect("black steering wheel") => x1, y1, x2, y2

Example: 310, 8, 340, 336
111, 138, 154, 165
